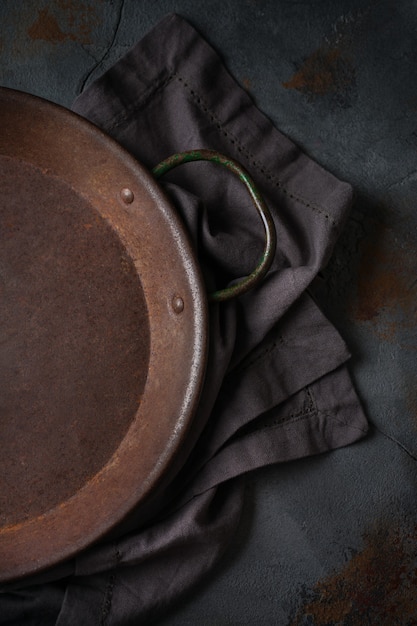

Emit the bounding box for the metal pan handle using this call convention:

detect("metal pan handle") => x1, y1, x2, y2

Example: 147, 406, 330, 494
152, 149, 276, 303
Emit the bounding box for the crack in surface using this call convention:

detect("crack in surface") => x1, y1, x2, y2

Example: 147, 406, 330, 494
373, 424, 417, 462
386, 168, 417, 190
78, 0, 125, 93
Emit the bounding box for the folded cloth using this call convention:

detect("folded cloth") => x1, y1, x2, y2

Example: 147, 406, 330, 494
0, 14, 368, 626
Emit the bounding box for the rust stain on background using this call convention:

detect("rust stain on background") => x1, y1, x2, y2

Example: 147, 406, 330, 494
283, 47, 355, 100
291, 523, 417, 625
27, 2, 101, 45
350, 217, 417, 342
282, 11, 365, 107
28, 8, 74, 43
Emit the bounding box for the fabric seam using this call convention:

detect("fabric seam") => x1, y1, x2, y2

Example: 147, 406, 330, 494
105, 72, 175, 131
223, 387, 317, 441
319, 410, 369, 434
254, 386, 316, 431
99, 545, 122, 626
226, 335, 285, 379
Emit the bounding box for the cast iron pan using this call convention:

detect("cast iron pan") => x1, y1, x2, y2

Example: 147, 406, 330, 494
0, 88, 276, 582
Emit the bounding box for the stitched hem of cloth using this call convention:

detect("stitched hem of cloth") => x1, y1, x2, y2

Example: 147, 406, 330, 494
171, 402, 368, 509
101, 70, 339, 228
72, 14, 353, 232
99, 546, 122, 626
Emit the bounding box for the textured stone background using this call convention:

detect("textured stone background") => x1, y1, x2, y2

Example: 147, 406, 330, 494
1, 1, 416, 623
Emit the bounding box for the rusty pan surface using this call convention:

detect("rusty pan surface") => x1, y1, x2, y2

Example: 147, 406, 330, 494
0, 88, 208, 582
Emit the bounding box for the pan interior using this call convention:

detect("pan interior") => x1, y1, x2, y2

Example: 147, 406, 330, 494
0, 156, 150, 526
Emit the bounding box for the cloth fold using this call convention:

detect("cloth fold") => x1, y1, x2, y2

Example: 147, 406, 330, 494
1, 13, 368, 626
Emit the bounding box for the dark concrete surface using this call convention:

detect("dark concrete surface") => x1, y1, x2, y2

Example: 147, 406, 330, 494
1, 1, 417, 624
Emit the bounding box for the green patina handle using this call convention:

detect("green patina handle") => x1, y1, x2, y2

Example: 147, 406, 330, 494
152, 149, 277, 303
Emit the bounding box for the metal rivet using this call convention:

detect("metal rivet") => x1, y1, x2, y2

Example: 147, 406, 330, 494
120, 188, 134, 204
172, 296, 184, 314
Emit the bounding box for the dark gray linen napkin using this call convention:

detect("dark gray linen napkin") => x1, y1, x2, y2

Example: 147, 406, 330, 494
0, 14, 368, 626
